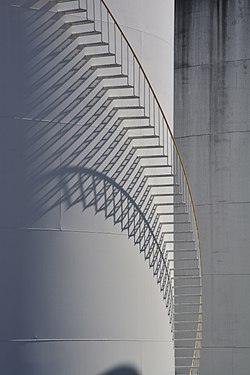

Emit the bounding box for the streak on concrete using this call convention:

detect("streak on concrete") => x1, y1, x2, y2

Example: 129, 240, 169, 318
175, 0, 250, 374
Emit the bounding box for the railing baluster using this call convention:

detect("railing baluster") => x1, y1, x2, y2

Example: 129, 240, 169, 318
127, 44, 129, 84
138, 67, 141, 106
121, 33, 123, 73
114, 23, 116, 63
107, 12, 110, 52
143, 77, 146, 115
93, 0, 95, 27
100, 0, 103, 40
133, 56, 135, 95
148, 83, 150, 118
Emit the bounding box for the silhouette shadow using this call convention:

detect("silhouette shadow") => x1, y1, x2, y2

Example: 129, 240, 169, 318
100, 366, 139, 375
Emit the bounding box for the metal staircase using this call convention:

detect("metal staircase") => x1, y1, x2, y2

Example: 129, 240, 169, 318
20, 0, 203, 373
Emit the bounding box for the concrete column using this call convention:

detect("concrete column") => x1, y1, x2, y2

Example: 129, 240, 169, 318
175, 1, 250, 374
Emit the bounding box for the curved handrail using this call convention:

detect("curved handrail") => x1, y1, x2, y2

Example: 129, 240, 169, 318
99, 1, 203, 373
49, 0, 203, 372
100, 0, 202, 279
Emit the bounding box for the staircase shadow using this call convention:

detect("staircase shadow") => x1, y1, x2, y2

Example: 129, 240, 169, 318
100, 367, 139, 375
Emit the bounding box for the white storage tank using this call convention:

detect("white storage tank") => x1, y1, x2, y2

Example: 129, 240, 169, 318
0, 0, 174, 374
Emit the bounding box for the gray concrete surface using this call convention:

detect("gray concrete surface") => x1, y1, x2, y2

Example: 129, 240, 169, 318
175, 0, 250, 373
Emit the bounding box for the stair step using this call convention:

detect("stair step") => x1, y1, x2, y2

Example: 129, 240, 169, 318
110, 95, 139, 100
153, 192, 181, 197
80, 42, 109, 47
174, 330, 202, 333
175, 311, 202, 315
124, 125, 154, 130
164, 231, 192, 234
175, 356, 200, 359
84, 52, 116, 59
152, 201, 184, 205
140, 153, 167, 158
174, 320, 202, 324
113, 106, 144, 110
56, 0, 78, 2
149, 183, 179, 187
91, 63, 122, 69
170, 267, 198, 271
129, 134, 158, 139
66, 19, 94, 26
61, 9, 87, 14
172, 260, 198, 263
98, 73, 128, 81
141, 164, 171, 169
174, 293, 202, 297
167, 249, 197, 252
135, 145, 163, 149
175, 347, 198, 351
72, 30, 102, 36
174, 300, 202, 304
104, 85, 134, 90
168, 240, 195, 243
175, 338, 202, 341
120, 116, 149, 120
160, 212, 188, 216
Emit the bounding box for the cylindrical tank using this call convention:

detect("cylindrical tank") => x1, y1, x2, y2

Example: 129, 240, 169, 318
175, 1, 250, 374
0, 1, 174, 374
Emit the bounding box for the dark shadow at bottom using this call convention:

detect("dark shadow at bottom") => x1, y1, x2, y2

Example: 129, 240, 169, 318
100, 366, 139, 375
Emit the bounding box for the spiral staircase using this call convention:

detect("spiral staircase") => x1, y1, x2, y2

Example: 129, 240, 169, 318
20, 0, 203, 373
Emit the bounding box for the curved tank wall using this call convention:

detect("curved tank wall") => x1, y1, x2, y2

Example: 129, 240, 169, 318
175, 0, 250, 374
0, 1, 174, 374
105, 0, 174, 126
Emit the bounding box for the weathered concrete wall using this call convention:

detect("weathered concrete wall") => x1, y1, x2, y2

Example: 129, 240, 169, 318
175, 0, 250, 374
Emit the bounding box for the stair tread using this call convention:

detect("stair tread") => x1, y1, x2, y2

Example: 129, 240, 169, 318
91, 63, 122, 69
149, 183, 179, 187
104, 85, 134, 89
97, 75, 128, 80
113, 106, 144, 110
119, 115, 149, 119
81, 42, 109, 47
141, 164, 171, 168
140, 153, 167, 157
110, 95, 139, 100
135, 145, 163, 149
84, 52, 116, 58
66, 19, 94, 25
61, 9, 87, 14
72, 31, 102, 36
175, 356, 200, 359
57, 0, 78, 2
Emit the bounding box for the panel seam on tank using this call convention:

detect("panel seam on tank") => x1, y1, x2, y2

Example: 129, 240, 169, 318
175, 56, 250, 69
203, 273, 250, 276
0, 338, 173, 343
0, 227, 128, 236
175, 129, 250, 139
202, 345, 250, 349
195, 201, 250, 206
0, 115, 126, 130
113, 23, 174, 49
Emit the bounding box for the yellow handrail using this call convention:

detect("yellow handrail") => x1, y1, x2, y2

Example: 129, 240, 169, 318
100, 2, 203, 373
